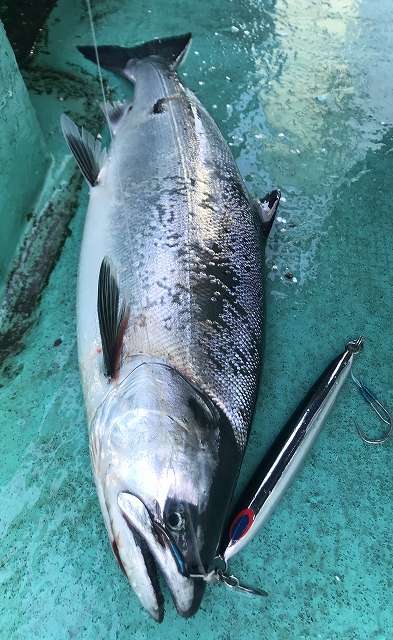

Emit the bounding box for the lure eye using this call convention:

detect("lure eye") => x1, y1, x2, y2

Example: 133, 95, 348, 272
167, 511, 184, 531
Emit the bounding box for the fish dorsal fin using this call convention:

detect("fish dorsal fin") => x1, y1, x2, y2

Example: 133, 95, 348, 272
97, 257, 129, 378
254, 189, 281, 238
60, 114, 106, 187
100, 101, 132, 134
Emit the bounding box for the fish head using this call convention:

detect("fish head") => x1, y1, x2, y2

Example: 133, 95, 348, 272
90, 360, 240, 620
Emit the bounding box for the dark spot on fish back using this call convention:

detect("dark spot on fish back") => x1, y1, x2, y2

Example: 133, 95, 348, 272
153, 98, 167, 114
152, 95, 179, 114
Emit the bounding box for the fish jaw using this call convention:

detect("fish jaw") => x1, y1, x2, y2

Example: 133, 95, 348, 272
109, 497, 165, 622
89, 360, 240, 620
117, 492, 205, 618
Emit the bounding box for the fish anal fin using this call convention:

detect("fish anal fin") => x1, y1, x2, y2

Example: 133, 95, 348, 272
254, 189, 281, 238
101, 101, 132, 134
97, 257, 129, 379
60, 114, 106, 187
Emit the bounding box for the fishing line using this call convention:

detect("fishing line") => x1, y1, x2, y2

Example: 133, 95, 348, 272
84, 0, 128, 206
85, 0, 113, 141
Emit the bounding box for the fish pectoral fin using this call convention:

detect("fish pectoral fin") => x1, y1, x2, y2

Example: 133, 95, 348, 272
97, 257, 130, 378
254, 189, 281, 238
60, 114, 106, 187
101, 101, 132, 134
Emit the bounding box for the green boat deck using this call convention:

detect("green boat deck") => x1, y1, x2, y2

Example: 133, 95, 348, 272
0, 0, 392, 638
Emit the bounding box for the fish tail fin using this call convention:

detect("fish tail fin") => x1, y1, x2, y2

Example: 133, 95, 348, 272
78, 33, 192, 79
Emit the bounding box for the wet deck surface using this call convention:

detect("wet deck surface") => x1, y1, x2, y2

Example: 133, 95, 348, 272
1, 0, 393, 638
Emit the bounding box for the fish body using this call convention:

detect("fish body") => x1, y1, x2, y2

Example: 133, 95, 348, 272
62, 33, 279, 621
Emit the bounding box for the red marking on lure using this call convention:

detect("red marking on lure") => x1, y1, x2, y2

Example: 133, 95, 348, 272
228, 508, 255, 544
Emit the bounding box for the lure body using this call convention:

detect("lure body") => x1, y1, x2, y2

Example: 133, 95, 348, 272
223, 338, 363, 561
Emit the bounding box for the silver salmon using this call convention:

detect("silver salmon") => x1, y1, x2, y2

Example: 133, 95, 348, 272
61, 33, 279, 621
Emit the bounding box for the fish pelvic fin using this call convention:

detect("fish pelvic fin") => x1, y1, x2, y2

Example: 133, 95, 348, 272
254, 189, 281, 238
100, 101, 132, 134
78, 33, 192, 79
97, 257, 130, 379
60, 114, 106, 187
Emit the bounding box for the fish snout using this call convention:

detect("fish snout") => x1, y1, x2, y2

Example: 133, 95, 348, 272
116, 492, 206, 619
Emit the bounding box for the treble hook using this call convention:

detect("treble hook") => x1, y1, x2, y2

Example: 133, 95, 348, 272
189, 556, 268, 597
351, 371, 393, 444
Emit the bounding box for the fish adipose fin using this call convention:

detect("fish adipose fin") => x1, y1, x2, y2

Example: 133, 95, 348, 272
97, 257, 130, 379
254, 189, 281, 238
60, 114, 106, 187
100, 101, 132, 134
78, 33, 192, 79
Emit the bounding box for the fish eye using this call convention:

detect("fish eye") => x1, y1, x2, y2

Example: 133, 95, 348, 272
167, 511, 184, 531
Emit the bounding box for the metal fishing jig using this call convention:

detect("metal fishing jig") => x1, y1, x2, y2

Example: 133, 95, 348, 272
351, 371, 393, 444
204, 337, 391, 602
220, 337, 364, 563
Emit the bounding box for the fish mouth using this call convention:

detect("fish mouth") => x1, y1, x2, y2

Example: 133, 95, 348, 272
115, 492, 206, 621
